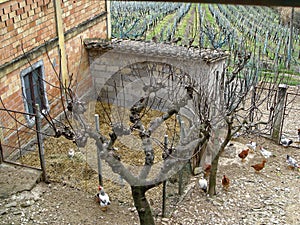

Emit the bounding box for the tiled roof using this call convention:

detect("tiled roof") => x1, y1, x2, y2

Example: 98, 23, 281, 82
84, 38, 229, 63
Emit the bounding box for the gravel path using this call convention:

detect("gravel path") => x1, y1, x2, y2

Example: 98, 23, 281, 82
1, 136, 300, 225
163, 137, 300, 225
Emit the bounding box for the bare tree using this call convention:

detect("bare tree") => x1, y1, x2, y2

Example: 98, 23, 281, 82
191, 47, 287, 196
61, 61, 212, 224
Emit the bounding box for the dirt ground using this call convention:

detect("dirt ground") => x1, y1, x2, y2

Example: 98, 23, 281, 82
1, 135, 300, 225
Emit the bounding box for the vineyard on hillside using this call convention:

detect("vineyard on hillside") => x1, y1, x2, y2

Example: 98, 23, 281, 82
110, 1, 300, 85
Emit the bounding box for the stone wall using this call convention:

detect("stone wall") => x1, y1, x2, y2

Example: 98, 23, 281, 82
87, 41, 227, 113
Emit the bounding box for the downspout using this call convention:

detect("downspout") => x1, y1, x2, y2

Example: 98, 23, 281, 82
106, 0, 112, 39
53, 0, 68, 85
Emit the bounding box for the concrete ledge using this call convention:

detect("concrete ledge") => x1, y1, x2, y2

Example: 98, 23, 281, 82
0, 162, 42, 199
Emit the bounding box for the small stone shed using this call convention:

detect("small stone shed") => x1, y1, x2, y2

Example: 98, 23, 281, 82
84, 38, 229, 106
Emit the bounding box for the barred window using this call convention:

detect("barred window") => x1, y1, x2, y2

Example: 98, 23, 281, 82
20, 60, 48, 125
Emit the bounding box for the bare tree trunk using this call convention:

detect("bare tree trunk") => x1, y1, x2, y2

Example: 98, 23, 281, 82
208, 119, 232, 196
208, 149, 221, 196
131, 186, 155, 225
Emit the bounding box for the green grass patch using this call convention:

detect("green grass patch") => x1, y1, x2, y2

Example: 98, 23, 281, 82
175, 5, 195, 41
146, 13, 176, 41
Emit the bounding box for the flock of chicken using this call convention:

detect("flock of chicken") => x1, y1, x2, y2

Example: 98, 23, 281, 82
198, 130, 300, 194
91, 130, 300, 211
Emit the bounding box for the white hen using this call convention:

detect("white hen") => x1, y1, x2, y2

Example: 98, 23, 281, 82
259, 146, 273, 158
198, 176, 208, 193
286, 155, 299, 169
68, 148, 75, 158
246, 141, 257, 151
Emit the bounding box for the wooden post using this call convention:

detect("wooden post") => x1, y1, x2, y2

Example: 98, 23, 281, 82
95, 114, 103, 186
249, 86, 256, 124
0, 139, 3, 164
271, 84, 287, 143
162, 134, 168, 217
35, 104, 47, 182
54, 0, 68, 85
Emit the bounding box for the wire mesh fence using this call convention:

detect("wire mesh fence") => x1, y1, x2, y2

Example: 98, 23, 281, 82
0, 107, 45, 173
282, 90, 300, 148
163, 162, 193, 216
249, 86, 278, 136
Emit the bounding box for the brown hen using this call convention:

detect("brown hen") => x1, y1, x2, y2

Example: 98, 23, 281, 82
251, 159, 267, 173
238, 149, 249, 162
222, 175, 230, 191
204, 164, 211, 178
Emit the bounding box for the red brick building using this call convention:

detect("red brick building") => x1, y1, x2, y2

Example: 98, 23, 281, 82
0, 0, 109, 158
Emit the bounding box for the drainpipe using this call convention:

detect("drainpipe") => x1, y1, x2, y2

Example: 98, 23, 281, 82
53, 0, 68, 85
106, 0, 111, 39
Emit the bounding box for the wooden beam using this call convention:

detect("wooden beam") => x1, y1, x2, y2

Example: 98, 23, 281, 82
53, 0, 68, 85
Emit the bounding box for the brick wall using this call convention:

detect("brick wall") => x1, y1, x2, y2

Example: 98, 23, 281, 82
0, 0, 107, 158
0, 0, 105, 65
61, 0, 106, 31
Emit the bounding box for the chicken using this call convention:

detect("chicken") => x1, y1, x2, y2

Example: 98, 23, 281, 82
198, 176, 208, 193
203, 164, 211, 178
222, 175, 230, 191
251, 160, 267, 173
68, 148, 75, 158
232, 132, 240, 139
238, 149, 249, 162
259, 146, 273, 158
286, 155, 299, 170
96, 186, 111, 211
280, 136, 293, 147
246, 141, 257, 152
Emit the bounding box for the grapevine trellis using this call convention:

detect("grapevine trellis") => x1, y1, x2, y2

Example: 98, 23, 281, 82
111, 1, 300, 86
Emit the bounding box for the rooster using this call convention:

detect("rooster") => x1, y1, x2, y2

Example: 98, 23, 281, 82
222, 175, 230, 191
198, 176, 208, 193
96, 186, 111, 211
286, 155, 299, 170
238, 149, 249, 162
251, 160, 267, 173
